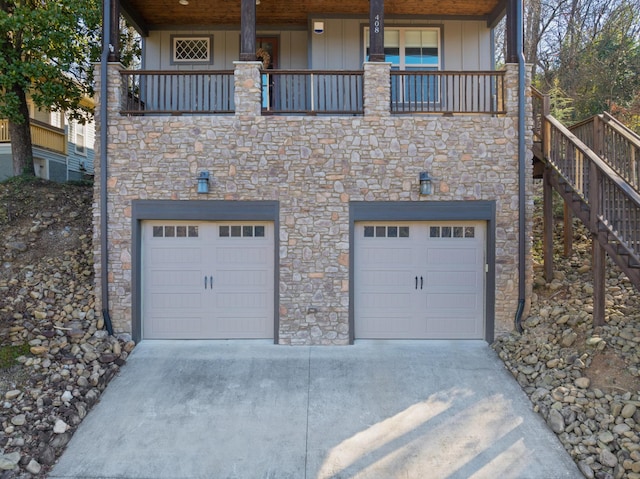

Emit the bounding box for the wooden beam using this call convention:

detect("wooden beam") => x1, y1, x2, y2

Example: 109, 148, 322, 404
487, 0, 507, 28
563, 202, 573, 256
543, 166, 554, 282
592, 238, 606, 327
119, 0, 149, 37
505, 0, 519, 63
239, 0, 256, 61
368, 0, 385, 62
108, 0, 121, 62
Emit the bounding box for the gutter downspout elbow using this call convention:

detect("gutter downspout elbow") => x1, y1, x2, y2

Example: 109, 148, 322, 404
100, 0, 114, 335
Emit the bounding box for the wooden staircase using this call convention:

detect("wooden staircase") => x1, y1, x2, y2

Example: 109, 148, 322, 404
531, 88, 640, 326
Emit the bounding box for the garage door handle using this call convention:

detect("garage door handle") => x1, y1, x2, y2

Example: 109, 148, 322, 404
415, 276, 418, 290
204, 276, 208, 290
209, 276, 214, 288
420, 276, 424, 290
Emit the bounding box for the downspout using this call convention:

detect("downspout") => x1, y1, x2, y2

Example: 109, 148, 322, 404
514, 0, 526, 333
100, 0, 114, 335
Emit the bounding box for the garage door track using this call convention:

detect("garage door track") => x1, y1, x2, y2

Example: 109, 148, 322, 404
49, 340, 581, 479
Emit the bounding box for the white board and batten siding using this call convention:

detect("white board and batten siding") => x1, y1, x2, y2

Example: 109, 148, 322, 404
355, 221, 486, 339
142, 221, 274, 339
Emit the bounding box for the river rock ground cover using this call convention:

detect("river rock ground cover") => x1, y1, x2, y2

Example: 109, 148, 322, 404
0, 179, 638, 478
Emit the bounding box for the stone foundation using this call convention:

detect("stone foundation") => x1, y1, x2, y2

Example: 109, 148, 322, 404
94, 62, 533, 344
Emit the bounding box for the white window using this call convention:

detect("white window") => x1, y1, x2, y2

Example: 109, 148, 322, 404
75, 122, 86, 155
172, 36, 213, 64
364, 27, 440, 71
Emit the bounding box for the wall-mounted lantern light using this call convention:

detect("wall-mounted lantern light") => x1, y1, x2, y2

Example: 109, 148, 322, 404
197, 171, 210, 194
419, 171, 433, 195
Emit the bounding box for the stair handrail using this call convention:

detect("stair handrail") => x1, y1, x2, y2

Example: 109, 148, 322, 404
601, 112, 640, 145
569, 113, 640, 192
544, 114, 640, 263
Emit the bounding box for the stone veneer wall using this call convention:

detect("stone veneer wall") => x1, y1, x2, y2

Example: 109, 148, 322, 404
94, 62, 533, 344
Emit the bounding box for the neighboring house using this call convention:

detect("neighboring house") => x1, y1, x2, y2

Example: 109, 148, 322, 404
96, 0, 533, 344
0, 98, 95, 182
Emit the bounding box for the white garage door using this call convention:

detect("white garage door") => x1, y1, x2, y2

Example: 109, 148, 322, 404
355, 221, 486, 339
142, 221, 274, 339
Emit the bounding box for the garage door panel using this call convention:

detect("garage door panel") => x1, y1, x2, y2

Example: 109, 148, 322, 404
215, 292, 269, 308
148, 246, 202, 264
426, 292, 479, 309
149, 317, 203, 336
150, 270, 203, 288
426, 247, 478, 266
143, 221, 274, 340
425, 271, 480, 289
360, 246, 413, 265
426, 318, 481, 338
359, 292, 413, 309
215, 269, 269, 287
359, 270, 412, 287
356, 221, 485, 340
149, 292, 203, 309
216, 246, 270, 265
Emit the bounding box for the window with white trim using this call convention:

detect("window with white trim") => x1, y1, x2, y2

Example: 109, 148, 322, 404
364, 27, 440, 70
172, 36, 213, 64
75, 122, 86, 155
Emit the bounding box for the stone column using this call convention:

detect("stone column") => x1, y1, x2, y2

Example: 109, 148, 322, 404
234, 61, 263, 117
363, 62, 391, 117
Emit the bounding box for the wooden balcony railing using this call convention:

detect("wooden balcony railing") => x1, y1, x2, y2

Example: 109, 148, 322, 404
118, 69, 507, 116
0, 119, 66, 155
390, 71, 506, 114
261, 70, 364, 115
120, 70, 235, 115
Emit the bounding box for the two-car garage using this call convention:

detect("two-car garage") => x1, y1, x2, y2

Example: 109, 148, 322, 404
134, 201, 494, 342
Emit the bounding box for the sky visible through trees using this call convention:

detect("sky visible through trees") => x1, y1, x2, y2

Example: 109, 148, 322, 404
521, 0, 640, 128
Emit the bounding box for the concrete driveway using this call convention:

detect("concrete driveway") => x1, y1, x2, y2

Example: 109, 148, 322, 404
49, 340, 581, 479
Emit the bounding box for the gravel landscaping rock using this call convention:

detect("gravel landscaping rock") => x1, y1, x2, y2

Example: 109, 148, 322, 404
493, 193, 640, 479
1, 178, 639, 478
0, 180, 132, 477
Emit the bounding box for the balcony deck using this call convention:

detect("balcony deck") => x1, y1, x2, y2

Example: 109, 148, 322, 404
0, 119, 67, 155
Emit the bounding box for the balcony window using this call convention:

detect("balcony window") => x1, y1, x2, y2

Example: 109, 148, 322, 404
364, 28, 440, 70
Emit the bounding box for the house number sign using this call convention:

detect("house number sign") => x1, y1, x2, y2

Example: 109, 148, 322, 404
369, 0, 384, 61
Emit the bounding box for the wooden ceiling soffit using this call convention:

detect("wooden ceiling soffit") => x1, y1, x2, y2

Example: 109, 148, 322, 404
120, 0, 149, 37
118, 0, 507, 36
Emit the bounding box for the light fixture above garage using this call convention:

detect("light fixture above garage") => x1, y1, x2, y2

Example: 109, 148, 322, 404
197, 171, 210, 194
419, 172, 433, 195
178, 0, 189, 5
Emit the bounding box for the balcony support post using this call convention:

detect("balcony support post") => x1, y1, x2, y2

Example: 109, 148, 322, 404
506, 0, 520, 64
240, 0, 256, 61
107, 0, 120, 63
368, 0, 385, 62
